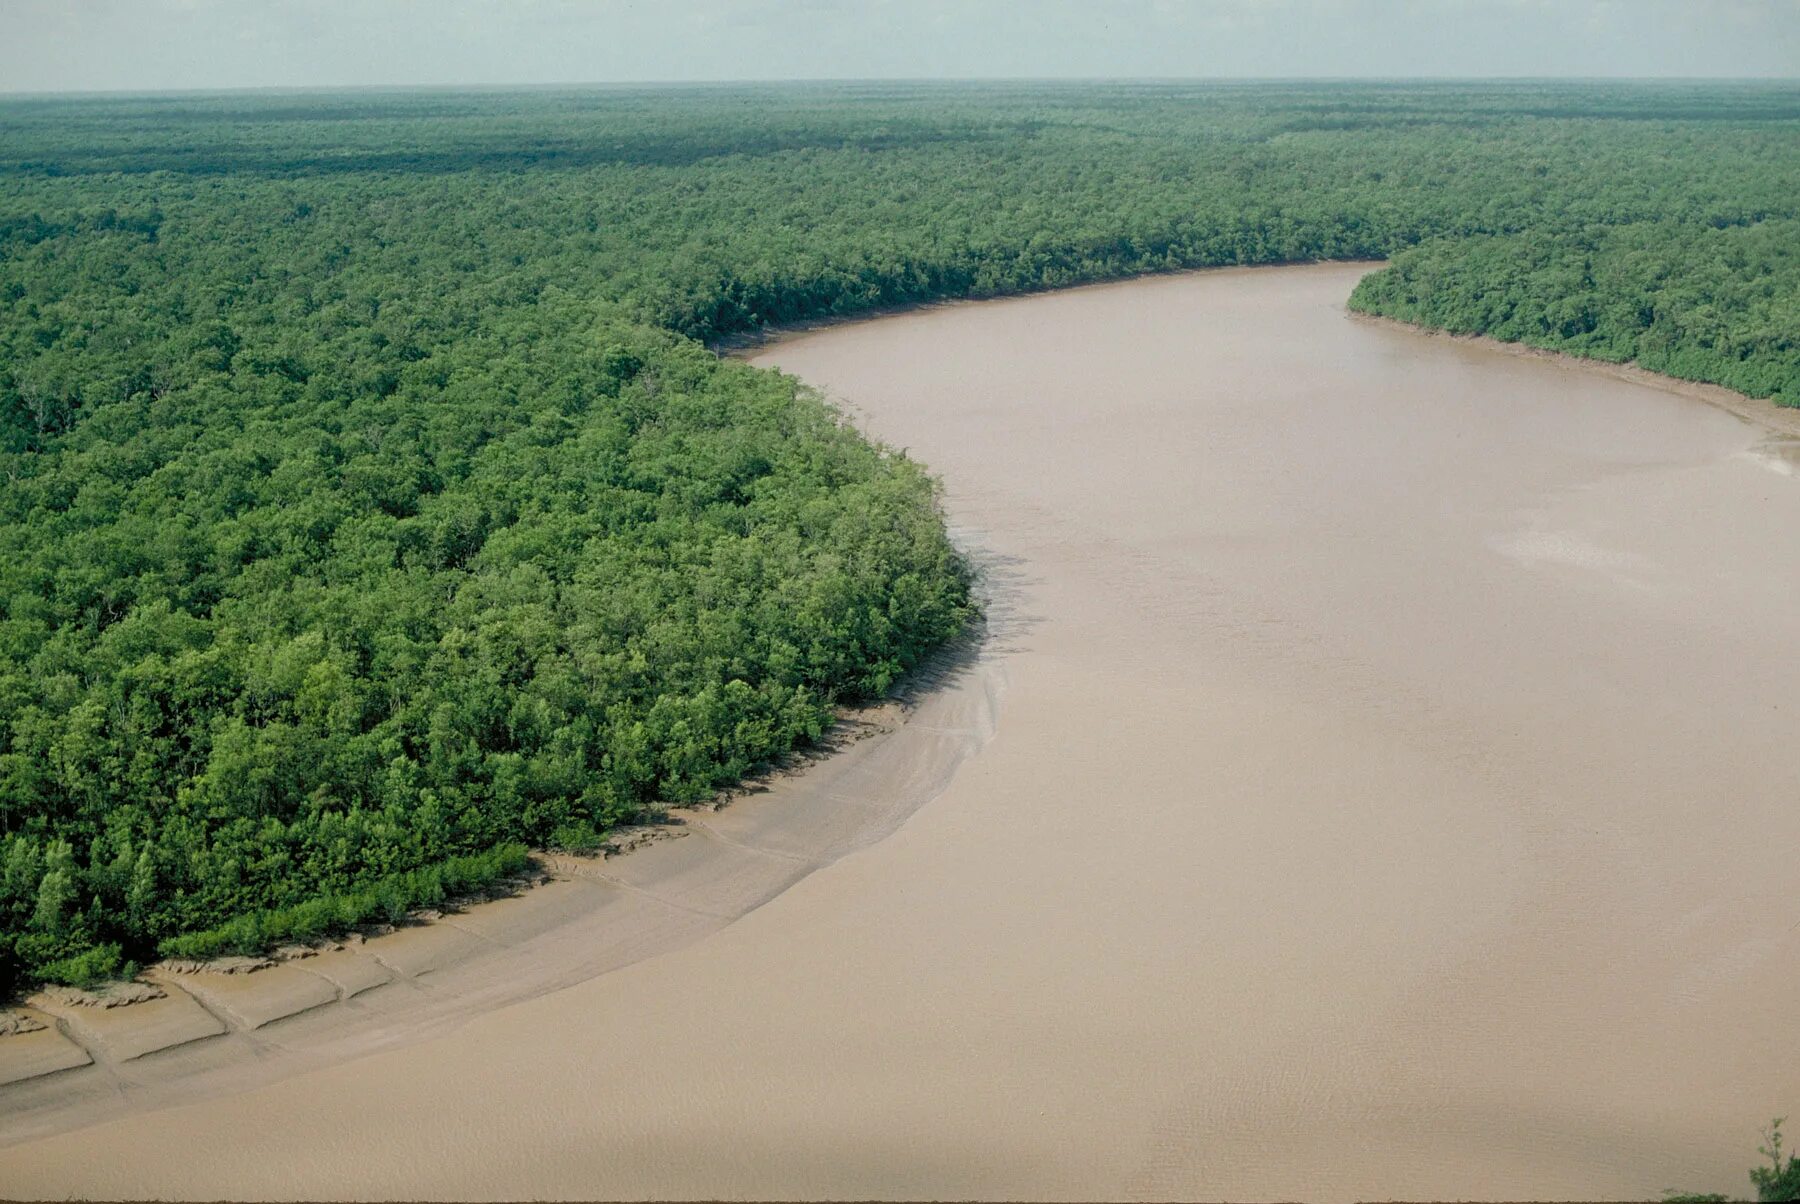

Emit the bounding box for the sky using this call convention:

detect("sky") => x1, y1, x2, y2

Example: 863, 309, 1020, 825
1, 0, 1797, 94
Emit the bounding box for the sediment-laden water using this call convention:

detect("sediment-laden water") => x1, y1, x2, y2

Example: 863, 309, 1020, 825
2, 263, 1796, 1201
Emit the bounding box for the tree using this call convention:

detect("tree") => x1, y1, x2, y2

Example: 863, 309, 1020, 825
1752, 1119, 1800, 1203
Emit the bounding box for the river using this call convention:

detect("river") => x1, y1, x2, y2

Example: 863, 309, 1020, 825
1, 262, 1796, 1200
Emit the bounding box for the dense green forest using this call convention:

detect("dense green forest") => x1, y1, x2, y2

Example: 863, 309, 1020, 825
2, 81, 1797, 994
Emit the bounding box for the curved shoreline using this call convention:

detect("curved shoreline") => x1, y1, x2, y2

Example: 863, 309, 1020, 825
1349, 310, 1800, 442
0, 573, 1011, 1148
712, 257, 1384, 357
2, 263, 1796, 1200
6, 259, 1787, 1145
728, 258, 1797, 444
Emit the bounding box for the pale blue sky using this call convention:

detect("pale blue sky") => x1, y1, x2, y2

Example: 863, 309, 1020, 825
2, 0, 1797, 94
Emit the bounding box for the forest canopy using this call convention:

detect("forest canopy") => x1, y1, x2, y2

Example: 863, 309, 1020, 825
2, 81, 1796, 993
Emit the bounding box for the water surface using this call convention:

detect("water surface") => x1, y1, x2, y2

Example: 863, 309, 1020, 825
3, 262, 1797, 1201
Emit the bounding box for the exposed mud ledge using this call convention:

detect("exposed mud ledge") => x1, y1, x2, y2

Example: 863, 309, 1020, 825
0, 568, 1011, 1147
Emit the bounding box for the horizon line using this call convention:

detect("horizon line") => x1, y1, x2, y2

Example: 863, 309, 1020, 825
5, 74, 1800, 101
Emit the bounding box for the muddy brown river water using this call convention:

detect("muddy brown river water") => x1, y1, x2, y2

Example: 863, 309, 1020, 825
2, 262, 1798, 1200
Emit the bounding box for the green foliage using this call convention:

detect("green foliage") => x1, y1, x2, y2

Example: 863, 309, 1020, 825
548, 820, 604, 855
1753, 1119, 1800, 1202
1662, 1118, 1800, 1203
156, 843, 530, 961
1, 80, 1796, 994
1349, 221, 1800, 405
31, 942, 124, 989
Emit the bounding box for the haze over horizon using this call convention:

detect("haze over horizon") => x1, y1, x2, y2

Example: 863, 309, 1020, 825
2, 0, 1798, 96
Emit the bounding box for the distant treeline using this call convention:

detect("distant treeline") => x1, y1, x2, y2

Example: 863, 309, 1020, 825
2, 81, 1796, 993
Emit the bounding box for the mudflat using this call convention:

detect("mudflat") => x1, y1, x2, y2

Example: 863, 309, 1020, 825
0, 677, 998, 1148
2, 262, 1797, 1201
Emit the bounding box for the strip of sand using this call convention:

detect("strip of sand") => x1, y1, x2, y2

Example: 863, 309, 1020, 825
0, 625, 1005, 1147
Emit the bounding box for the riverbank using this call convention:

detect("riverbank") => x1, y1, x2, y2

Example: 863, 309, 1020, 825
709, 257, 1378, 358
2, 261, 1796, 1201
1351, 310, 1800, 442
0, 618, 1005, 1147
727, 260, 1800, 446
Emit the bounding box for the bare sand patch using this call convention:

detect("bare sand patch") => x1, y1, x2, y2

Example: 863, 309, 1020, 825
152, 964, 340, 1032
0, 1011, 91, 1087
27, 984, 223, 1064
425, 878, 606, 945
292, 948, 393, 1000
355, 921, 489, 980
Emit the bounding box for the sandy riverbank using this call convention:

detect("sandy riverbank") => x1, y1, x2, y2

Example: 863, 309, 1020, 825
1, 261, 1796, 1201
0, 630, 1005, 1148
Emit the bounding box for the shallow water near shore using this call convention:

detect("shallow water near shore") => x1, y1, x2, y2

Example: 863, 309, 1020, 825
3, 261, 1798, 1200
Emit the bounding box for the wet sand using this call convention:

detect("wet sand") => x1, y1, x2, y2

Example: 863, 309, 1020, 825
2, 262, 1798, 1200
0, 666, 1001, 1149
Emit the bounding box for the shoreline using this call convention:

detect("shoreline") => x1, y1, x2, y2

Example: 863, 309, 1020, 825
15, 263, 1778, 1119
5, 260, 1793, 1180
725, 261, 1798, 445
1348, 310, 1800, 442
1, 261, 1795, 1201
0, 602, 1007, 1147
709, 257, 1386, 357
